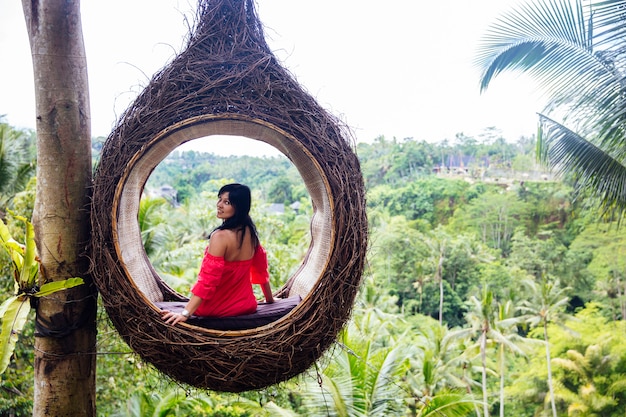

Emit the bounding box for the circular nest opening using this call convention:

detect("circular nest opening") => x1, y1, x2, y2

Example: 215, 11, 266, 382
90, 0, 367, 392
116, 115, 333, 308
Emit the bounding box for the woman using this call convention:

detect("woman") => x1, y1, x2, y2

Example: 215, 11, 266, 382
161, 183, 274, 326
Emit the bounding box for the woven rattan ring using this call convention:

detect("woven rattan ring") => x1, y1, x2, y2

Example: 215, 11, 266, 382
90, 0, 367, 392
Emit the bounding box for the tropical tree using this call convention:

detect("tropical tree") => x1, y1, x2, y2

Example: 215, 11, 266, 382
426, 228, 448, 325
112, 391, 193, 417
476, 0, 626, 218
506, 230, 568, 281
506, 303, 626, 416
465, 288, 498, 417
401, 315, 477, 417
464, 289, 529, 417
549, 303, 626, 416
418, 228, 494, 328
414, 391, 476, 417
21, 0, 96, 415
568, 221, 626, 319
492, 299, 532, 417
552, 345, 618, 415
519, 277, 574, 417
302, 323, 410, 417
465, 289, 533, 417
450, 189, 529, 255
366, 215, 427, 312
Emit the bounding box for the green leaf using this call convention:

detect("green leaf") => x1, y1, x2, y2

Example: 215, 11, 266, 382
0, 296, 17, 320
0, 296, 31, 375
0, 219, 10, 244
18, 217, 37, 288
263, 401, 300, 417
0, 217, 32, 284
417, 390, 477, 417
2, 239, 24, 272
34, 278, 84, 297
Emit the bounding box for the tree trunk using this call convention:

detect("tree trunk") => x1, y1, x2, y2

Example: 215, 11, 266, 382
617, 276, 626, 321
481, 328, 489, 417
544, 321, 557, 417
22, 1, 97, 415
437, 248, 445, 324
463, 367, 482, 417
499, 345, 505, 417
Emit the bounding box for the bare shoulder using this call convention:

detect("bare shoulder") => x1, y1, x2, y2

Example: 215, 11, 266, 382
208, 229, 235, 257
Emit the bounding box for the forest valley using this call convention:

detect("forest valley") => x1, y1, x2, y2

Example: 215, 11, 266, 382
2, 121, 626, 416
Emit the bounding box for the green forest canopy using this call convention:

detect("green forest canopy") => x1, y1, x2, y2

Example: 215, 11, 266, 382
2, 122, 626, 416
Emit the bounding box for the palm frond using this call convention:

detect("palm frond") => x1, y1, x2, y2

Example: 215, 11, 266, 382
477, 0, 626, 171
538, 114, 626, 216
590, 0, 626, 48
417, 390, 477, 417
475, 0, 600, 94
369, 346, 409, 417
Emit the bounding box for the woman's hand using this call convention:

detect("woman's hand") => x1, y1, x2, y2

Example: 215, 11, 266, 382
160, 309, 188, 325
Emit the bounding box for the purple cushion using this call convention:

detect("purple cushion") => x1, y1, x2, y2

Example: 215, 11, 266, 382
156, 295, 301, 330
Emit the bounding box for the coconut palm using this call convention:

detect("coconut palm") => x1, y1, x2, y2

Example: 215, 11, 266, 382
552, 344, 619, 416
410, 321, 467, 397
475, 0, 626, 218
302, 324, 410, 417
465, 288, 498, 417
405, 315, 478, 417
519, 277, 574, 417
466, 290, 533, 417
493, 299, 534, 417
425, 230, 447, 325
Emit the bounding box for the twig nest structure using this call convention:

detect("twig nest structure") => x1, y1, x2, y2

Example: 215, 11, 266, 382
90, 0, 367, 392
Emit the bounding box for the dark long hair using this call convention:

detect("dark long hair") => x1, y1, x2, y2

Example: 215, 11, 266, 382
212, 183, 260, 248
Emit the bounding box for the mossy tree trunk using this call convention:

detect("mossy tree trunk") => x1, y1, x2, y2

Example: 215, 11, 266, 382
22, 0, 97, 415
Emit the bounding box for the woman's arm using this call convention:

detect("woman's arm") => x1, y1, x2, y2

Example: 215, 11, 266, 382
161, 294, 203, 325
250, 245, 273, 303
260, 282, 274, 303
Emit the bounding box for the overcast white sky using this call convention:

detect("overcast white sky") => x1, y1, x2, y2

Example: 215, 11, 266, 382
0, 0, 542, 156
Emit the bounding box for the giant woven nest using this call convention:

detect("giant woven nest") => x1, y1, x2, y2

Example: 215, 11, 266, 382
90, 0, 367, 392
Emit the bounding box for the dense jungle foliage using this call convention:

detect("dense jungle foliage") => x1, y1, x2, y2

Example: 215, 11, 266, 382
2, 120, 626, 416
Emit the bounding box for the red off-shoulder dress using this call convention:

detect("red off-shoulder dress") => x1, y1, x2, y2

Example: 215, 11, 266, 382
190, 245, 270, 317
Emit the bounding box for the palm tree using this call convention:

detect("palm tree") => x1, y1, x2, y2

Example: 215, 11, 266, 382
303, 323, 410, 417
407, 316, 477, 417
426, 231, 448, 325
552, 344, 619, 416
465, 289, 530, 417
421, 226, 474, 325
465, 288, 497, 417
519, 277, 574, 417
475, 0, 626, 218
493, 299, 533, 417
